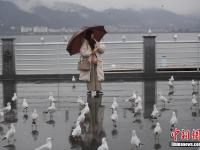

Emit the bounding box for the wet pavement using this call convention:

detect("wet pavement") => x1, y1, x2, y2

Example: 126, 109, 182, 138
0, 80, 200, 150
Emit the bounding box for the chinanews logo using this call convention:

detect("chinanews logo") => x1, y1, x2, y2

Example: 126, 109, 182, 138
170, 128, 200, 147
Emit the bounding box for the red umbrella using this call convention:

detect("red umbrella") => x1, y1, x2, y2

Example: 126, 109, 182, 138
66, 25, 107, 56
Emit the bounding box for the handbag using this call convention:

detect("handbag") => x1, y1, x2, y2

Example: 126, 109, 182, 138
78, 58, 90, 71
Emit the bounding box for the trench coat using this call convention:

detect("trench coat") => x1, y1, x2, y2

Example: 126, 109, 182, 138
79, 39, 105, 81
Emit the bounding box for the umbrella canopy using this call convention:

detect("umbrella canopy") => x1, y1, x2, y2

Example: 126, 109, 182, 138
66, 25, 107, 55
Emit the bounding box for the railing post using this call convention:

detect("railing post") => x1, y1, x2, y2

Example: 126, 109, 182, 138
1, 38, 16, 80
143, 80, 156, 118
143, 36, 156, 75
1, 38, 17, 110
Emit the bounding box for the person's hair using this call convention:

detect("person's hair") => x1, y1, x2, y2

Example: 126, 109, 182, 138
83, 29, 95, 50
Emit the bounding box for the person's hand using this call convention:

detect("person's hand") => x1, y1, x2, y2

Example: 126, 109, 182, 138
92, 48, 98, 54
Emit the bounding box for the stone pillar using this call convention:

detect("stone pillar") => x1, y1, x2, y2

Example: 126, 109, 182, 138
143, 36, 156, 74
143, 80, 156, 118
1, 38, 17, 110
1, 38, 16, 80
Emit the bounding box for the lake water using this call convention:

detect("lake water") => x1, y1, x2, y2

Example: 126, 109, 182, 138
0, 80, 200, 150
1, 32, 200, 75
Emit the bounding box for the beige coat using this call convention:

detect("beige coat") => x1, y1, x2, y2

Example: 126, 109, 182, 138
79, 39, 105, 81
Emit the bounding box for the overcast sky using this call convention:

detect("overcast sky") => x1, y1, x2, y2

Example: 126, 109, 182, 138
6, 0, 200, 15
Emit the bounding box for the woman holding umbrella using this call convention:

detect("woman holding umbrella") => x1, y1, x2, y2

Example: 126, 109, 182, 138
79, 29, 105, 96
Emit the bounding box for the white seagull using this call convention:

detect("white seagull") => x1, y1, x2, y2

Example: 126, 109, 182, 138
2, 123, 16, 143
111, 109, 118, 127
97, 137, 109, 150
111, 97, 119, 111
170, 111, 178, 128
72, 121, 81, 137
153, 122, 162, 140
135, 96, 142, 106
131, 130, 143, 148
81, 102, 90, 115
22, 99, 29, 112
47, 102, 56, 113
170, 76, 174, 82
31, 109, 39, 129
35, 137, 53, 150
134, 101, 142, 115
2, 102, 11, 112
77, 96, 85, 107
151, 104, 159, 119
72, 76, 76, 88
192, 79, 197, 87
125, 91, 137, 105
72, 75, 76, 82
48, 92, 56, 104
191, 94, 198, 106
12, 93, 17, 101
159, 94, 169, 108
168, 79, 174, 88
77, 112, 85, 123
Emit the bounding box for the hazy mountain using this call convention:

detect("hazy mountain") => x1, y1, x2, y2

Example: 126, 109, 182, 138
0, 1, 47, 26
0, 1, 199, 32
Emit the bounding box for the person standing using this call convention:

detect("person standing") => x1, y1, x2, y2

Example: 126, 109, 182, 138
79, 29, 105, 96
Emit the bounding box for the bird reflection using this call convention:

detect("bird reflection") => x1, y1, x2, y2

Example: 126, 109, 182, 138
154, 143, 162, 150
69, 95, 106, 150
111, 128, 118, 138
46, 114, 56, 127
2, 144, 16, 150
23, 113, 28, 123
31, 130, 39, 141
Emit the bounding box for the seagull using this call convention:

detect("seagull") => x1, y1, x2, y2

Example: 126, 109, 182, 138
48, 92, 56, 104
77, 112, 85, 123
131, 130, 143, 149
43, 102, 56, 120
192, 79, 197, 87
2, 102, 11, 112
35, 137, 53, 150
168, 79, 174, 88
31, 109, 39, 130
22, 99, 28, 112
72, 76, 76, 88
72, 75, 76, 82
191, 94, 198, 106
111, 97, 119, 112
97, 137, 109, 150
153, 122, 162, 141
170, 111, 178, 129
159, 93, 169, 108
148, 28, 152, 35
81, 102, 90, 115
170, 76, 174, 82
12, 93, 17, 102
135, 96, 142, 106
111, 109, 118, 127
72, 121, 81, 138
2, 123, 16, 143
124, 91, 137, 105
46, 103, 56, 114
151, 104, 159, 120
77, 96, 85, 108
134, 101, 142, 116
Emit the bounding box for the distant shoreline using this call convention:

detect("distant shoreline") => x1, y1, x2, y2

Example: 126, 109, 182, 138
0, 31, 199, 36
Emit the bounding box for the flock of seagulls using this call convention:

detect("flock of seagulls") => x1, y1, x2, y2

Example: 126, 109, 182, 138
0, 92, 58, 150
0, 75, 199, 150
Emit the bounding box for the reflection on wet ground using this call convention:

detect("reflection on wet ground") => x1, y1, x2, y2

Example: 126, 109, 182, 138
0, 80, 199, 150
